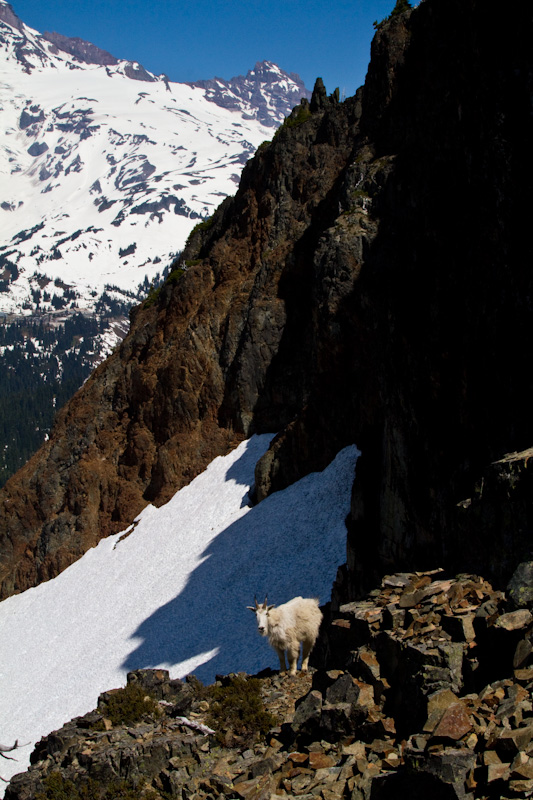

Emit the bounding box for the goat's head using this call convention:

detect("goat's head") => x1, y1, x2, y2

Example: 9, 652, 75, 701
247, 596, 275, 636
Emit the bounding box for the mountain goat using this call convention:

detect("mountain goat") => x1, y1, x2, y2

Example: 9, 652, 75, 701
247, 596, 322, 675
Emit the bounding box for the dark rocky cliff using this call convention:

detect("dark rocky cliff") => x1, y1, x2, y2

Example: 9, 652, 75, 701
0, 0, 532, 599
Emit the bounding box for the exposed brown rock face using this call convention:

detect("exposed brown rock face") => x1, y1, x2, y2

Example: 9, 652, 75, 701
0, 78, 361, 598
41, 31, 118, 66
1, 0, 532, 600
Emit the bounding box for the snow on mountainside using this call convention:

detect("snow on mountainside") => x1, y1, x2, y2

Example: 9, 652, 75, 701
0, 437, 358, 789
188, 60, 311, 128
0, 1, 310, 317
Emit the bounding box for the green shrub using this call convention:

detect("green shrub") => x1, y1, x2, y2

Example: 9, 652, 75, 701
275, 104, 312, 138
37, 772, 78, 800
101, 682, 161, 726
390, 0, 412, 16
143, 286, 161, 308
166, 267, 185, 285
205, 675, 277, 745
185, 216, 214, 246
38, 773, 153, 800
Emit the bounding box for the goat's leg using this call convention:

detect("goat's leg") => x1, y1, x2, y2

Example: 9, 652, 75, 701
301, 638, 313, 672
287, 643, 300, 675
275, 647, 287, 673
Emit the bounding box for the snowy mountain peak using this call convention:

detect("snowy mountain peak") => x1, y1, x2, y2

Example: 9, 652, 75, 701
0, 1, 165, 81
0, 1, 22, 32
0, 4, 311, 317
189, 58, 311, 128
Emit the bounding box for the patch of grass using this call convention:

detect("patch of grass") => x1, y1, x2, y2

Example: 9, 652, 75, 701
37, 773, 155, 800
185, 216, 214, 247
166, 267, 185, 285
143, 286, 161, 309
101, 682, 161, 727
284, 104, 312, 129
37, 772, 78, 800
274, 104, 312, 140
205, 675, 277, 745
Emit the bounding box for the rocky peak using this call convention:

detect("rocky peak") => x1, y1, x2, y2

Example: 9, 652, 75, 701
41, 30, 118, 66
0, 1, 22, 31
188, 59, 312, 126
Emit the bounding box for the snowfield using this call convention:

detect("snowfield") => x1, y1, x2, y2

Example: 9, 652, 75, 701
0, 437, 358, 789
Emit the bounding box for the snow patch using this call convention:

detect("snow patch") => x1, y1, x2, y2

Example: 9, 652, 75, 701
0, 437, 358, 788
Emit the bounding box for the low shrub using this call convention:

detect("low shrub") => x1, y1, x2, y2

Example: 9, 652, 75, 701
37, 773, 155, 800
101, 682, 161, 726
205, 674, 277, 745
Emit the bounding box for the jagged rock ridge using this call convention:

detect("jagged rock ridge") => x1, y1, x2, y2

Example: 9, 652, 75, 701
189, 60, 312, 127
41, 30, 119, 66
0, 0, 532, 600
7, 567, 533, 799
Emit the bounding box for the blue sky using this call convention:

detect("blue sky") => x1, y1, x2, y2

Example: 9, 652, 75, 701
11, 0, 397, 97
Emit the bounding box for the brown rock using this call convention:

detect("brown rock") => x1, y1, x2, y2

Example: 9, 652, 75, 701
494, 609, 533, 631
513, 667, 533, 682
383, 751, 401, 768
513, 637, 533, 669
427, 688, 459, 717
492, 724, 533, 758
483, 750, 502, 767
511, 759, 533, 780
353, 680, 375, 709
431, 702, 472, 741
288, 752, 309, 766
487, 762, 510, 782
321, 785, 345, 800
441, 612, 476, 642
341, 742, 365, 758
308, 752, 336, 770
510, 778, 533, 793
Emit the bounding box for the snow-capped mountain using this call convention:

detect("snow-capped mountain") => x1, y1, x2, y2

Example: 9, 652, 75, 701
188, 60, 310, 128
0, 438, 358, 789
0, 1, 310, 317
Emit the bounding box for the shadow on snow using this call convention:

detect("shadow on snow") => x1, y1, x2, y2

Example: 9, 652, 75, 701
121, 442, 357, 684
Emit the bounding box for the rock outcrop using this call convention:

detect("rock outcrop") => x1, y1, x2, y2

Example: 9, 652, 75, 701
7, 568, 533, 800
1, 0, 532, 599
41, 31, 118, 66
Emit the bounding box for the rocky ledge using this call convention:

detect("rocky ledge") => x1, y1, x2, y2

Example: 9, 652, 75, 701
6, 567, 533, 800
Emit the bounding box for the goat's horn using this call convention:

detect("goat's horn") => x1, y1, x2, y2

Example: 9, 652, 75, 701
254, 596, 259, 610
264, 595, 268, 608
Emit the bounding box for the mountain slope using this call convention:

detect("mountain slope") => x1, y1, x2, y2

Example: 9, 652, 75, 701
0, 438, 357, 787
0, 0, 532, 601
0, 1, 310, 489
0, 1, 310, 315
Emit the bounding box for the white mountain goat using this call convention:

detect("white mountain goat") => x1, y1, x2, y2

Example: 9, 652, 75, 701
247, 596, 322, 675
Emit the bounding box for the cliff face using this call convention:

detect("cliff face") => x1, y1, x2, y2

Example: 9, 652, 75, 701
1, 0, 532, 599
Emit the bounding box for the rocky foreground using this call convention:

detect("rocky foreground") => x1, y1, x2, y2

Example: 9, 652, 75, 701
6, 567, 533, 800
